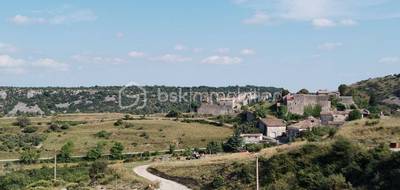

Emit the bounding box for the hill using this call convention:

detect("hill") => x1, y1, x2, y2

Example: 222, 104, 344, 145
0, 86, 282, 116
342, 74, 400, 113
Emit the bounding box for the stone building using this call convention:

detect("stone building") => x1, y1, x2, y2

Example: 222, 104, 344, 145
240, 133, 263, 144
257, 117, 286, 138
287, 116, 320, 139
284, 93, 331, 115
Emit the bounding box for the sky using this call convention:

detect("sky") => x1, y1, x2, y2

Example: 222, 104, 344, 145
0, 0, 399, 91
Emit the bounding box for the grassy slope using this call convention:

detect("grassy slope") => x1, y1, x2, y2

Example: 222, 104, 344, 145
0, 113, 232, 159
150, 117, 400, 189
150, 142, 306, 190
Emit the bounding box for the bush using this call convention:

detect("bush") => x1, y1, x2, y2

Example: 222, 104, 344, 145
166, 110, 181, 118
110, 142, 124, 160
206, 141, 223, 154
89, 160, 108, 184
223, 131, 243, 152
58, 141, 74, 162
168, 144, 176, 154
245, 143, 263, 152
304, 105, 322, 117
348, 110, 362, 121
22, 126, 38, 133
86, 143, 104, 160
48, 123, 62, 132
15, 116, 31, 128
336, 103, 346, 111
95, 130, 112, 139
20, 149, 40, 164
210, 175, 225, 189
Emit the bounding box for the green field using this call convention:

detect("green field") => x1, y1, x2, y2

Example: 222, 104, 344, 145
0, 113, 233, 159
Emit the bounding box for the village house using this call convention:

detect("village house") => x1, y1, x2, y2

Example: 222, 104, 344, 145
197, 92, 259, 116
320, 111, 348, 127
287, 116, 320, 139
240, 133, 264, 144
257, 117, 286, 138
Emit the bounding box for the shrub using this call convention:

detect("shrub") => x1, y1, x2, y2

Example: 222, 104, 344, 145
336, 103, 346, 111
89, 160, 108, 184
110, 142, 124, 160
22, 126, 38, 133
223, 131, 243, 152
20, 149, 40, 164
206, 141, 223, 154
86, 143, 104, 160
58, 141, 74, 162
15, 116, 31, 128
245, 143, 263, 152
168, 144, 176, 154
166, 110, 181, 118
48, 123, 62, 132
210, 175, 225, 189
60, 124, 70, 130
348, 110, 362, 121
304, 105, 322, 117
95, 130, 112, 139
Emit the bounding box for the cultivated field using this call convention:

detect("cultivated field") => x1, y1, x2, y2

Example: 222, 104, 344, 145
0, 113, 233, 159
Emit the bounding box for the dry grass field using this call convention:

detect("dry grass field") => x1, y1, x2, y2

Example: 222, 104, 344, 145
336, 117, 400, 147
0, 113, 233, 159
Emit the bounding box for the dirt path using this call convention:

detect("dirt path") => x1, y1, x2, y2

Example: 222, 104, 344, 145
134, 164, 191, 190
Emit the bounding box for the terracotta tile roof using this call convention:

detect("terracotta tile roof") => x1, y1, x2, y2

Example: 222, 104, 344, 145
259, 117, 286, 127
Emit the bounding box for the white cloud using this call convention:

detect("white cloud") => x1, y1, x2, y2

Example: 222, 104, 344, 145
379, 56, 399, 64
243, 11, 269, 24
72, 54, 126, 64
174, 44, 187, 51
339, 19, 357, 26
318, 42, 343, 50
150, 54, 192, 63
0, 54, 25, 68
240, 49, 256, 55
128, 51, 145, 58
202, 56, 242, 65
0, 54, 66, 73
32, 58, 68, 71
193, 48, 203, 53
0, 43, 18, 53
8, 10, 97, 25
312, 18, 336, 28
215, 48, 230, 54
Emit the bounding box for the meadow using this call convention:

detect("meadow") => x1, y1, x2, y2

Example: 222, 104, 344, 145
0, 113, 233, 159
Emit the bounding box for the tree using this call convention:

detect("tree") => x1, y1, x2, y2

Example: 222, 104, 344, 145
89, 160, 108, 184
110, 142, 124, 160
338, 84, 349, 96
297, 89, 309, 94
86, 143, 105, 160
281, 89, 290, 97
58, 141, 74, 162
223, 130, 243, 152
348, 110, 362, 121
114, 119, 123, 126
20, 149, 40, 164
368, 93, 378, 106
206, 141, 223, 154
15, 116, 31, 128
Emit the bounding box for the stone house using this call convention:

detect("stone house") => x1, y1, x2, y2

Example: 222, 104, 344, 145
257, 117, 286, 138
320, 111, 348, 127
287, 116, 320, 139
240, 133, 263, 144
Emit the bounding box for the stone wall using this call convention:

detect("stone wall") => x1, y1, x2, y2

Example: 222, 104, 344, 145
287, 94, 331, 115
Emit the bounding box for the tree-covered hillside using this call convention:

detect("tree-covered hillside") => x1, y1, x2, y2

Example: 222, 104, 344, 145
339, 74, 400, 113
0, 86, 282, 116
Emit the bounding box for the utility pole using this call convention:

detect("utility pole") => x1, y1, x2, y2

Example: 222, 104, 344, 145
54, 152, 57, 181
256, 154, 259, 190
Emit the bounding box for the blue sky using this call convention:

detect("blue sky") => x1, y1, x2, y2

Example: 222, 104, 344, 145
0, 0, 399, 91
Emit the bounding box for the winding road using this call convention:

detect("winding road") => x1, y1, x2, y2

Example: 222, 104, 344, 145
134, 165, 191, 190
